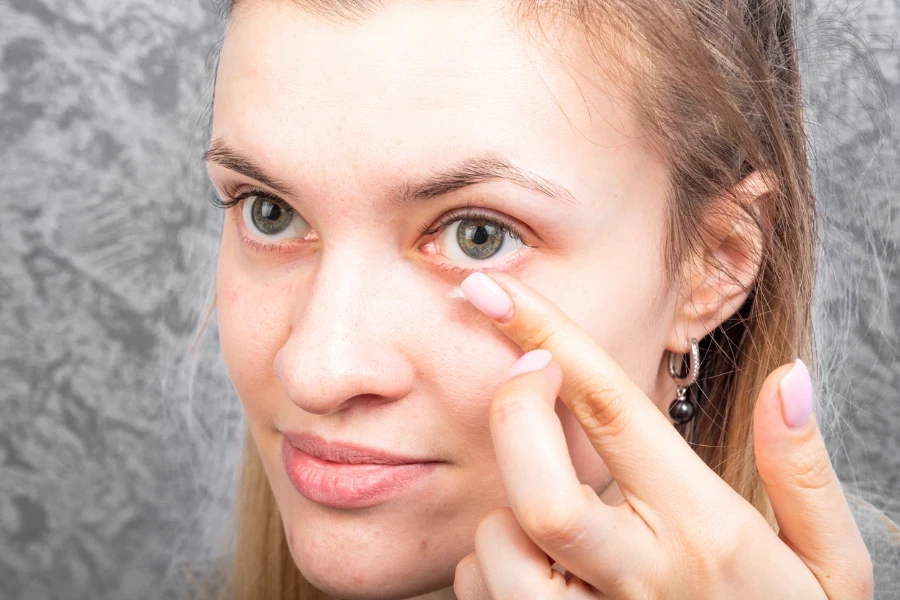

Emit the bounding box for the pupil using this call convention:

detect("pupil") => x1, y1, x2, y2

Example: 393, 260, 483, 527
261, 202, 281, 220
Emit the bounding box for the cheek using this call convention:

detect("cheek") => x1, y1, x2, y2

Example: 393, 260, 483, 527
216, 264, 292, 420
444, 285, 484, 328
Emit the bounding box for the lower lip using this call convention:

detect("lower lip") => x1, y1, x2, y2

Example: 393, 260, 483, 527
281, 438, 442, 509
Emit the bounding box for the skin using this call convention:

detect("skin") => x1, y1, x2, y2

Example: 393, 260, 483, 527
208, 1, 872, 599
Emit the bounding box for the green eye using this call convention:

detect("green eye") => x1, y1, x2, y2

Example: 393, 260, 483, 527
456, 218, 505, 259
239, 194, 314, 244
249, 196, 294, 235
434, 212, 526, 267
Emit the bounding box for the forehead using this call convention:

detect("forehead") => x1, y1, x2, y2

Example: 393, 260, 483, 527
213, 1, 652, 203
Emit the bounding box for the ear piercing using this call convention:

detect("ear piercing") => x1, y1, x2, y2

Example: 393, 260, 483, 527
668, 338, 700, 425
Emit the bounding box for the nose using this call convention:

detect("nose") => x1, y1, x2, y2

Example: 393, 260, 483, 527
273, 248, 416, 415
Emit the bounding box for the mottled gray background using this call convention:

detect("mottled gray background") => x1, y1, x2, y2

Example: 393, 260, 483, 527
0, 0, 897, 599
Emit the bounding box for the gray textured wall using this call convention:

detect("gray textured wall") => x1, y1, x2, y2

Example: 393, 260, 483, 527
0, 0, 897, 599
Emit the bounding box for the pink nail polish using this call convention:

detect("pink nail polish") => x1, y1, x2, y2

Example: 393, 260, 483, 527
779, 358, 814, 429
508, 349, 553, 378
460, 272, 513, 321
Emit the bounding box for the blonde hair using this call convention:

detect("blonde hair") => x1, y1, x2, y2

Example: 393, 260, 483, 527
189, 0, 823, 596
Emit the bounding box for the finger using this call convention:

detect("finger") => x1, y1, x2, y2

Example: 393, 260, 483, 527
488, 353, 654, 595
460, 271, 722, 511
754, 359, 874, 599
473, 507, 569, 598
454, 553, 492, 600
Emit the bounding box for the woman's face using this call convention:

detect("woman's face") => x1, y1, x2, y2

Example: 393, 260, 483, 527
210, 1, 681, 598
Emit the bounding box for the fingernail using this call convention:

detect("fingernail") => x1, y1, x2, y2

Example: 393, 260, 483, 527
460, 272, 513, 321
778, 358, 814, 430
508, 349, 553, 378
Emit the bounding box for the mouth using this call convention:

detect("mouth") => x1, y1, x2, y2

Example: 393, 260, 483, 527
282, 431, 436, 464
280, 432, 443, 509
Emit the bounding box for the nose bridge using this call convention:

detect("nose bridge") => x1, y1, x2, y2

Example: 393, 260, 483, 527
274, 245, 414, 415
304, 245, 375, 335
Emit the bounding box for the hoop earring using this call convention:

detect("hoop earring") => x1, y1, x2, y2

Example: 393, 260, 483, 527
667, 338, 700, 425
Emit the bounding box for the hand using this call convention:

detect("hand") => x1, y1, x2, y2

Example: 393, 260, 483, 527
452, 272, 874, 599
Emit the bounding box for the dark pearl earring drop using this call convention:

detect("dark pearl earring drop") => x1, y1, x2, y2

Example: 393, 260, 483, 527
667, 338, 700, 426
668, 385, 695, 425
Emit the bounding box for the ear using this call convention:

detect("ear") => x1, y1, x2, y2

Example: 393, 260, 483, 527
667, 170, 775, 352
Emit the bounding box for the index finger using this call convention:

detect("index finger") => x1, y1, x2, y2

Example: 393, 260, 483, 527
460, 271, 720, 508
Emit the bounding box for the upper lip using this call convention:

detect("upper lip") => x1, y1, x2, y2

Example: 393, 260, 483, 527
283, 431, 436, 465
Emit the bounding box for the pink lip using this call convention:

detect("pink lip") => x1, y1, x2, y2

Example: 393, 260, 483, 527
280, 433, 442, 509
282, 431, 434, 465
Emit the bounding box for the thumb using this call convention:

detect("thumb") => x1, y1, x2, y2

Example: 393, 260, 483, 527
753, 359, 873, 598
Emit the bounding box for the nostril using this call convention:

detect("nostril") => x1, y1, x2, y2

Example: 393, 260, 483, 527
273, 336, 415, 416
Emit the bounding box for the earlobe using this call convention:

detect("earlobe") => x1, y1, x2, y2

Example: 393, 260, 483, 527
668, 170, 775, 350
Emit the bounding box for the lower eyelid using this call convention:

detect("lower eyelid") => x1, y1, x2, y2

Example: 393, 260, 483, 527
435, 245, 531, 276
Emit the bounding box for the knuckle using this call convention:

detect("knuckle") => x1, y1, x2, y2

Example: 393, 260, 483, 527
676, 509, 758, 584
518, 497, 587, 550
785, 449, 836, 492
571, 373, 633, 439
714, 514, 757, 569
690, 531, 733, 583
517, 312, 573, 353
508, 311, 637, 442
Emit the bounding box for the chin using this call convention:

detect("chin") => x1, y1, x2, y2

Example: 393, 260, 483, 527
289, 528, 456, 600
268, 452, 483, 599
304, 574, 455, 600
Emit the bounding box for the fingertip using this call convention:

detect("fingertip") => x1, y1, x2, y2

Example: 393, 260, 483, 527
461, 272, 514, 322
544, 360, 564, 400
753, 362, 801, 445
508, 349, 553, 379
544, 358, 563, 381
778, 358, 814, 431
754, 362, 797, 418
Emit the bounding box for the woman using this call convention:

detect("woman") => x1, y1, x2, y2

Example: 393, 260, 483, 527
188, 0, 896, 597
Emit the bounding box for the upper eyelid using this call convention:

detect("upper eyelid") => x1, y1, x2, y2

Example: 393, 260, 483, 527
224, 183, 284, 203
224, 184, 535, 249
224, 184, 524, 228
426, 207, 532, 245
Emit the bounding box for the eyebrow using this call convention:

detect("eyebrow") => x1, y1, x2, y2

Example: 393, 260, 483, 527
396, 154, 580, 206
203, 141, 294, 196
203, 139, 580, 206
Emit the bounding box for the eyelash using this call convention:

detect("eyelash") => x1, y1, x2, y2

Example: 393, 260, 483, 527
208, 187, 535, 271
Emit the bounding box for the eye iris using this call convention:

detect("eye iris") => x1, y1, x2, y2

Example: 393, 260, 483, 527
251, 197, 293, 235
457, 218, 503, 259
